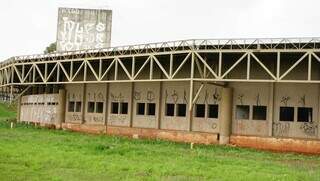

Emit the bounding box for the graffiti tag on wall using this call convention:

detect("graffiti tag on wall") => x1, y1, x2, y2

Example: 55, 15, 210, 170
298, 95, 306, 107
111, 93, 124, 102
300, 122, 318, 136
134, 91, 141, 100
72, 114, 81, 122
58, 17, 107, 51
280, 96, 290, 106
93, 116, 104, 123
147, 91, 155, 102
237, 94, 244, 105
109, 115, 127, 125
165, 89, 187, 103
273, 122, 290, 136
212, 88, 221, 104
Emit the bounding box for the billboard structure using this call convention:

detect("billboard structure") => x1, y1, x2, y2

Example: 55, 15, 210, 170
56, 7, 112, 52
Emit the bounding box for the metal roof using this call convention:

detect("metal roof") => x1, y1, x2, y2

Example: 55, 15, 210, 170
2, 37, 320, 68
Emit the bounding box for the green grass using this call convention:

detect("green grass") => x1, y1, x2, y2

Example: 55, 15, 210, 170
0, 103, 319, 180
0, 102, 16, 118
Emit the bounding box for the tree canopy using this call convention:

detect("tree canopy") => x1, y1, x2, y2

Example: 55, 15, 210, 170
44, 42, 56, 54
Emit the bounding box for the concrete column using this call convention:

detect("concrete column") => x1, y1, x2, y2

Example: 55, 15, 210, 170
219, 87, 233, 145
81, 84, 87, 124
9, 86, 13, 104
157, 81, 163, 129
104, 83, 109, 126
56, 89, 66, 129
16, 96, 21, 122
268, 82, 275, 136
129, 82, 134, 128
318, 83, 320, 139
188, 81, 194, 132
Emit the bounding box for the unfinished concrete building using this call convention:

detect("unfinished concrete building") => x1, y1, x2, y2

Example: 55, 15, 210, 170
1, 8, 320, 154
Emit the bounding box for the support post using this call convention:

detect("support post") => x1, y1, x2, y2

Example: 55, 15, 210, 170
268, 83, 275, 136
105, 83, 109, 127
56, 89, 66, 129
81, 84, 87, 124
158, 80, 163, 129
9, 85, 13, 104
16, 95, 21, 122
219, 87, 233, 145
188, 52, 195, 131
318, 83, 320, 139
129, 82, 134, 127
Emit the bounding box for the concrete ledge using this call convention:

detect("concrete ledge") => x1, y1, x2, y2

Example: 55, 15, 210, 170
230, 135, 320, 154
107, 126, 218, 144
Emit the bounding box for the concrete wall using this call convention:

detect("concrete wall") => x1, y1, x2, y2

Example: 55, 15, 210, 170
132, 82, 160, 129
20, 82, 320, 144
160, 81, 190, 131
61, 80, 320, 140
273, 83, 319, 139
65, 84, 83, 123
107, 82, 132, 127
20, 94, 59, 124
20, 79, 320, 155
63, 80, 222, 133
192, 82, 221, 133
84, 83, 107, 125
230, 82, 320, 139
231, 82, 270, 137
21, 75, 320, 146
56, 7, 112, 52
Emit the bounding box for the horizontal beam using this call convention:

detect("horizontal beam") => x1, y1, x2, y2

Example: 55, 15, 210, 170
2, 49, 320, 87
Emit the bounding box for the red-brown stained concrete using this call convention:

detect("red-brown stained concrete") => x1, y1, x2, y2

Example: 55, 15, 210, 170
58, 123, 320, 154
107, 126, 218, 144
230, 135, 320, 154
61, 123, 218, 144
62, 123, 107, 134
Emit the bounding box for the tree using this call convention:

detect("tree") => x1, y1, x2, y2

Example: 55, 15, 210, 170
44, 42, 57, 54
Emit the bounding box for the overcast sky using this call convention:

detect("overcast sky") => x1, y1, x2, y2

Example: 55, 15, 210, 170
0, 0, 319, 60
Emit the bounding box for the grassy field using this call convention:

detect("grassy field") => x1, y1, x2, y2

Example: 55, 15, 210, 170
0, 102, 16, 118
0, 104, 320, 180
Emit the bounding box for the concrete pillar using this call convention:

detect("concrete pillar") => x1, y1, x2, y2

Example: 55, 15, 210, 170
16, 96, 21, 122
129, 82, 134, 127
81, 84, 87, 124
318, 83, 320, 139
268, 82, 275, 136
157, 81, 163, 129
104, 83, 109, 126
56, 89, 66, 129
9, 86, 13, 104
188, 81, 194, 132
219, 87, 233, 145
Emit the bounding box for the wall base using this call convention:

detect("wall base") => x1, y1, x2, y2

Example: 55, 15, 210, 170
230, 135, 320, 154
30, 122, 320, 154
107, 126, 218, 144
61, 123, 218, 144
62, 123, 107, 134
21, 121, 56, 129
